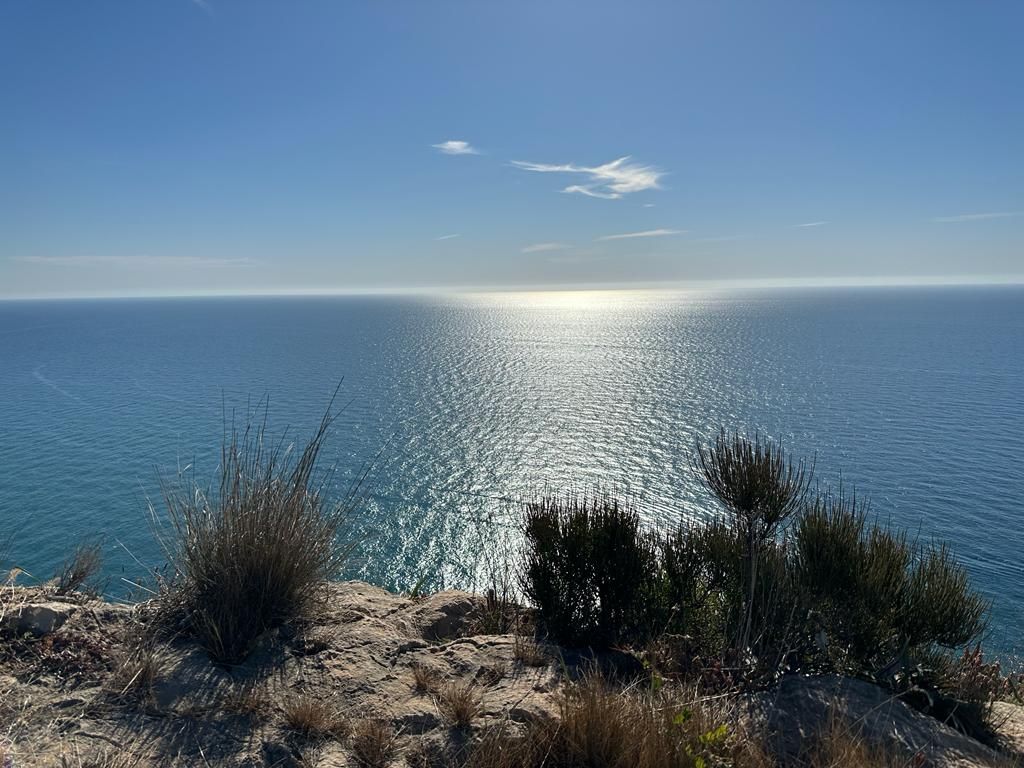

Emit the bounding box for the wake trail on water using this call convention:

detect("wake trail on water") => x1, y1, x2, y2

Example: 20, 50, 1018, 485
32, 366, 84, 403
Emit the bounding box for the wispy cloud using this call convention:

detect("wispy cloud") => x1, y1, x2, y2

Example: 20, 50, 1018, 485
190, 0, 214, 16
795, 221, 827, 228
642, 203, 656, 208
14, 255, 250, 267
521, 242, 571, 253
932, 211, 1021, 223
435, 233, 461, 241
432, 140, 480, 156
595, 228, 683, 241
511, 156, 664, 199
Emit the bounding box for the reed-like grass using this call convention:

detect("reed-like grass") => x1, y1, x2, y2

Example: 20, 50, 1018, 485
152, 398, 356, 663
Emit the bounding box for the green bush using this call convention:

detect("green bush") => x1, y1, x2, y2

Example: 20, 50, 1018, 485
692, 430, 811, 655
522, 494, 660, 648
793, 491, 988, 668
521, 431, 990, 687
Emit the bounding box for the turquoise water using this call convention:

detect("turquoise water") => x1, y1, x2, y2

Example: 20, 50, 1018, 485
0, 287, 1022, 650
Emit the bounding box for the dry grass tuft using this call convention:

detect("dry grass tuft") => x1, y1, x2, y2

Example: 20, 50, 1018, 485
106, 640, 165, 706
54, 538, 105, 596
221, 680, 269, 718
153, 396, 357, 663
282, 693, 349, 741
349, 719, 397, 768
805, 714, 922, 767
410, 661, 442, 694
512, 634, 549, 667
458, 673, 762, 768
435, 680, 482, 728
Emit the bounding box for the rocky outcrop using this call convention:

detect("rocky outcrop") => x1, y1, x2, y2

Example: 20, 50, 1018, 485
750, 674, 1014, 767
1, 583, 1021, 767
0, 583, 559, 767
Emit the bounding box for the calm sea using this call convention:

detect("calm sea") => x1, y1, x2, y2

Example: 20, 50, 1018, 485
1, 287, 1022, 651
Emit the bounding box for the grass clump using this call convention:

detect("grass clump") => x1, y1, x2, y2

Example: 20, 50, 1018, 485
282, 693, 348, 740
153, 399, 354, 664
54, 538, 105, 596
435, 680, 482, 728
349, 719, 397, 768
460, 673, 762, 768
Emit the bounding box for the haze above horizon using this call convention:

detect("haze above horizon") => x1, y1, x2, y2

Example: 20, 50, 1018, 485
2, 1, 1022, 299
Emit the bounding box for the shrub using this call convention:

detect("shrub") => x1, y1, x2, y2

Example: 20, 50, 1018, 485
793, 490, 988, 668
522, 493, 660, 648
153, 400, 354, 663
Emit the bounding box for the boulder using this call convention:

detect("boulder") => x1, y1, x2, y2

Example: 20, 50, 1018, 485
401, 591, 487, 641
750, 674, 1005, 767
1, 602, 76, 636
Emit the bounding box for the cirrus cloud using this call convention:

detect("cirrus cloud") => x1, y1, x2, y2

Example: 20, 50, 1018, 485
521, 242, 571, 253
932, 211, 1021, 223
595, 228, 683, 241
511, 156, 664, 200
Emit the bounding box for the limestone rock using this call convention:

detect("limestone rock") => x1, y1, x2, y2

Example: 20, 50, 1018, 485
401, 590, 488, 641
751, 674, 1005, 767
1, 601, 76, 636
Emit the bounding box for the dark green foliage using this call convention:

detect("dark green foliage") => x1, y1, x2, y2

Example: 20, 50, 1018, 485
521, 431, 989, 688
793, 491, 988, 667
693, 429, 812, 547
522, 494, 660, 648
692, 430, 812, 654
904, 544, 988, 649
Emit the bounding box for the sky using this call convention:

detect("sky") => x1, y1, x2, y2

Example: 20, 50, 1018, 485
1, 0, 1022, 298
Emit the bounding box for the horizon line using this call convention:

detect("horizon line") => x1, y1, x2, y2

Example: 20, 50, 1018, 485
2, 273, 1023, 302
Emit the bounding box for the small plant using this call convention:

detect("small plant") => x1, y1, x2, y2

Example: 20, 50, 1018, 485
282, 693, 348, 740
435, 680, 482, 728
349, 719, 397, 768
153, 396, 357, 663
54, 538, 105, 596
693, 429, 812, 654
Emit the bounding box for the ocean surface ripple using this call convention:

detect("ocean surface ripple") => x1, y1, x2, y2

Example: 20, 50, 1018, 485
0, 287, 1021, 651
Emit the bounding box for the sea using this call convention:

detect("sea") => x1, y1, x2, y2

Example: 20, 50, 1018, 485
1, 286, 1022, 653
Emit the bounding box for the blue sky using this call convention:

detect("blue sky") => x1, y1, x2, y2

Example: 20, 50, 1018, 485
2, 1, 1022, 298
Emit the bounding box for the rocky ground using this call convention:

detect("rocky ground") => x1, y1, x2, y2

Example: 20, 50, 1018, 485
1, 582, 1022, 767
